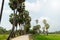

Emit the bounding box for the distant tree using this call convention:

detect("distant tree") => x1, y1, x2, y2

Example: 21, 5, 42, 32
43, 19, 50, 35
42, 27, 45, 34
36, 19, 38, 24
33, 19, 41, 34
33, 25, 41, 34
0, 27, 7, 34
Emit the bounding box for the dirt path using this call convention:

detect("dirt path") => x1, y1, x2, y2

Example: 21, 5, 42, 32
11, 35, 30, 40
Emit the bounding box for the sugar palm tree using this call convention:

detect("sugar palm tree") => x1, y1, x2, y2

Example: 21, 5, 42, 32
7, 0, 18, 40
33, 25, 41, 34
23, 10, 31, 34
36, 19, 38, 25
18, 13, 25, 35
9, 13, 18, 31
43, 19, 50, 35
33, 19, 41, 34
24, 16, 31, 34
17, 2, 25, 35
0, 0, 4, 22
45, 23, 50, 35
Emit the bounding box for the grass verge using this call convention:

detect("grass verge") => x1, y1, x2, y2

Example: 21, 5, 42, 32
32, 34, 60, 40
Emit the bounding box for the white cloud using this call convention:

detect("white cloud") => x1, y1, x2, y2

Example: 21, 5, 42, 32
38, 16, 50, 26
39, 16, 49, 21
43, 0, 47, 3
25, 0, 42, 12
5, 0, 9, 2
25, 0, 48, 13
50, 0, 60, 10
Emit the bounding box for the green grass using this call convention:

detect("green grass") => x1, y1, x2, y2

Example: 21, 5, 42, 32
0, 34, 8, 40
33, 34, 60, 40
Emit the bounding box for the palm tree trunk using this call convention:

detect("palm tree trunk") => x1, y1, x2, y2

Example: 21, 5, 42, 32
7, 25, 15, 40
46, 29, 48, 35
0, 0, 4, 22
7, 10, 15, 40
24, 26, 26, 34
16, 26, 17, 31
19, 24, 21, 35
15, 9, 17, 31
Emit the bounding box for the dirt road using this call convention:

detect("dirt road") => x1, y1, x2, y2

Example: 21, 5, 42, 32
11, 35, 30, 40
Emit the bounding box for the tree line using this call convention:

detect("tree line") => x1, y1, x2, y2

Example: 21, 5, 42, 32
0, 0, 50, 40
29, 19, 50, 35
7, 0, 31, 40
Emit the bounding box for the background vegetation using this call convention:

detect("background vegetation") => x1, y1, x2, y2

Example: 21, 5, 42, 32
33, 34, 60, 40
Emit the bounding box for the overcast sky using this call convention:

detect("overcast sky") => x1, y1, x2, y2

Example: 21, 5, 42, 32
0, 0, 60, 32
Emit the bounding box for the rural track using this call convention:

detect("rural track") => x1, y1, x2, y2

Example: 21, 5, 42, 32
11, 34, 33, 40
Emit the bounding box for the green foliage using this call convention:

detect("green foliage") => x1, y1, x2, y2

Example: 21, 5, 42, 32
9, 10, 31, 34
33, 25, 41, 34
36, 19, 38, 24
45, 23, 50, 29
33, 25, 41, 30
9, 13, 18, 26
9, 0, 25, 11
43, 19, 50, 29
33, 34, 60, 40
9, 0, 31, 36
9, 0, 17, 10
43, 19, 50, 35
0, 34, 8, 40
29, 30, 35, 34
0, 27, 7, 34
18, 0, 25, 3
43, 19, 47, 24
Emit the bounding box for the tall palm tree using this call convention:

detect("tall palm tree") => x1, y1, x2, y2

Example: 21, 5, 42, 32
33, 19, 41, 34
36, 19, 38, 25
9, 13, 18, 31
43, 19, 50, 35
17, 2, 25, 35
7, 0, 26, 39
24, 10, 31, 34
45, 23, 50, 35
0, 0, 4, 22
7, 0, 18, 40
